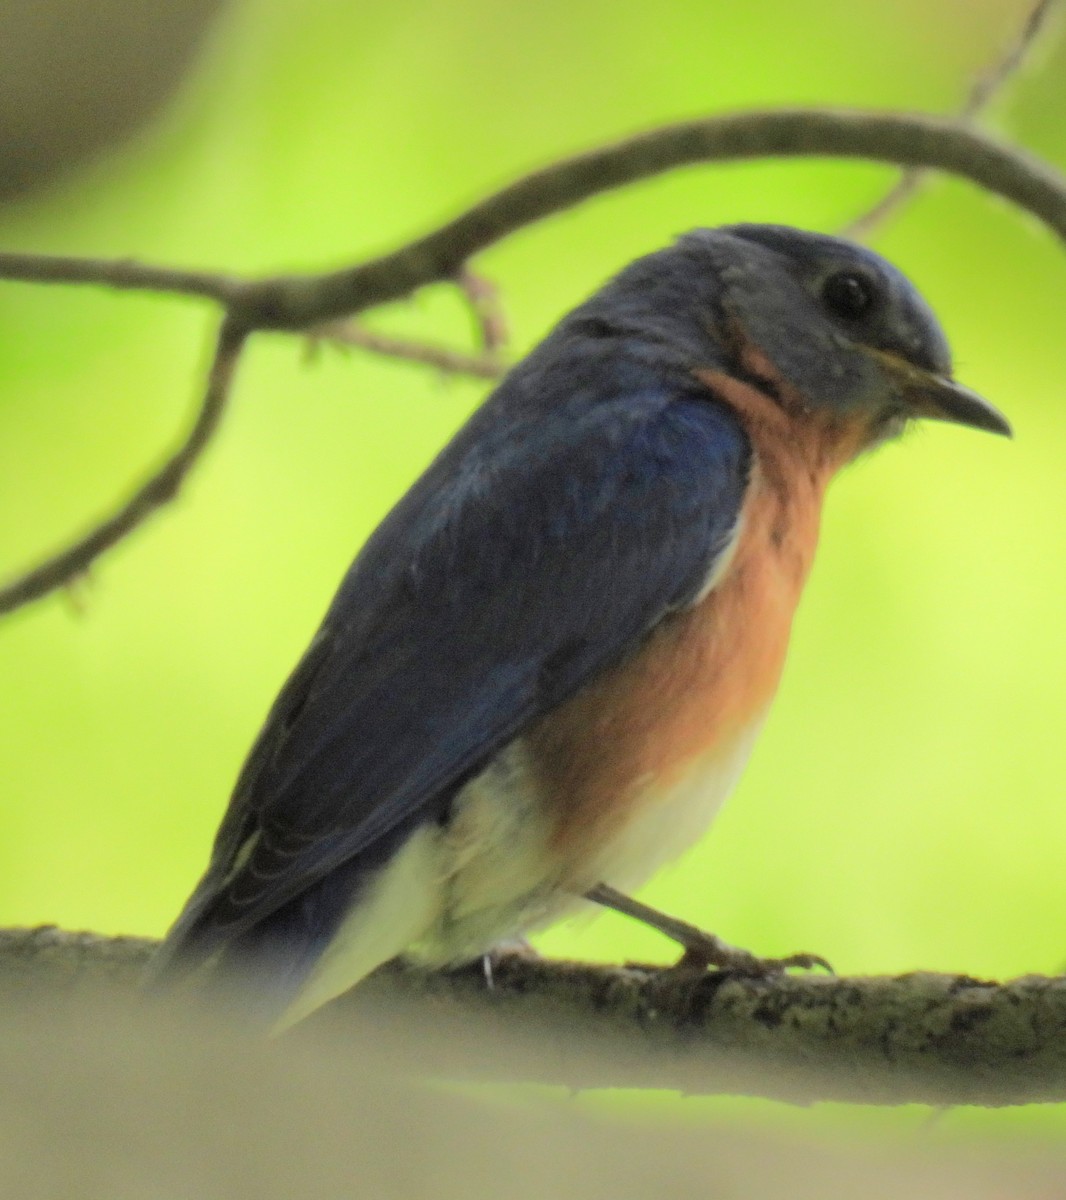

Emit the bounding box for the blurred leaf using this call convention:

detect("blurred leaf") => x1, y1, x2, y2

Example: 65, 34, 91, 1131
0, 0, 228, 199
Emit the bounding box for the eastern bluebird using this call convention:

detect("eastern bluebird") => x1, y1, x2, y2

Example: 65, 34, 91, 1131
148, 225, 1010, 1030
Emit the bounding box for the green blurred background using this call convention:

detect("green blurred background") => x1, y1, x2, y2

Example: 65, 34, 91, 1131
1, 0, 1064, 1131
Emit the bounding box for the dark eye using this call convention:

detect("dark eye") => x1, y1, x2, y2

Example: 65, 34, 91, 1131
821, 271, 876, 320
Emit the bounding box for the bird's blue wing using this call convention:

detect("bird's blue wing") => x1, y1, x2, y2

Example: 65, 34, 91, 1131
151, 356, 750, 977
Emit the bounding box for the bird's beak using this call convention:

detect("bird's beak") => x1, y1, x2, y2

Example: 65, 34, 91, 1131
868, 349, 1012, 438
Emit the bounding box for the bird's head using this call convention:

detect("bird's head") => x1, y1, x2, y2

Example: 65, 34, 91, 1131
693, 223, 1011, 444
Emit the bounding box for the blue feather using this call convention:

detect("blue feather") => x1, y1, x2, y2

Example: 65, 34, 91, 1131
149, 334, 751, 989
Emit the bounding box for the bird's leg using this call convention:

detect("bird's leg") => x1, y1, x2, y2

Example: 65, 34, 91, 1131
585, 882, 831, 974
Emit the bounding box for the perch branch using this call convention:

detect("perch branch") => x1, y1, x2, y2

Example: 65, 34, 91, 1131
0, 317, 247, 615
2, 925, 1065, 1106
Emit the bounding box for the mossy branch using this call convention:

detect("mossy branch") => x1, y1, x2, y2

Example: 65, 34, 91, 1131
4, 926, 1065, 1107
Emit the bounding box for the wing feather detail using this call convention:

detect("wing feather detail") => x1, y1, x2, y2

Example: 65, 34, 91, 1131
150, 355, 750, 981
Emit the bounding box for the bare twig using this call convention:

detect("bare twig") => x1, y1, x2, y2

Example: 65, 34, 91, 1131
4, 925, 1066, 1106
964, 0, 1059, 115
0, 251, 242, 304
0, 318, 248, 615
845, 0, 1061, 238
456, 268, 509, 352
311, 320, 506, 379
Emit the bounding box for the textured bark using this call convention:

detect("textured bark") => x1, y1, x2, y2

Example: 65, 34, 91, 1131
4, 926, 1064, 1106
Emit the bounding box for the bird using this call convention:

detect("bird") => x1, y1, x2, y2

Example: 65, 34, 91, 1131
147, 224, 1010, 1031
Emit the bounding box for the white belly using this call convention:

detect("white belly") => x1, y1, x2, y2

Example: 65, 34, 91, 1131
418, 717, 762, 959
274, 721, 762, 1031
586, 717, 764, 893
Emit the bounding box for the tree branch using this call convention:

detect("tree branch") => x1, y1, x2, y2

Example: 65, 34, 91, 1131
226, 111, 1066, 327
0, 250, 241, 303
0, 111, 1063, 329
3, 107, 1065, 616
845, 0, 1062, 237
0, 317, 247, 615
4, 926, 1065, 1106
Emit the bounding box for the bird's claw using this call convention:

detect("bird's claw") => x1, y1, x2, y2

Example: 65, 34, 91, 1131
671, 935, 832, 977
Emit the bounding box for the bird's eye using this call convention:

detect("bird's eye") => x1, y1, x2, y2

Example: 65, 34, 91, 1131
821, 271, 876, 320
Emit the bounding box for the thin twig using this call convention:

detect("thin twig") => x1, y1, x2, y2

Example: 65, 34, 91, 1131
964, 0, 1060, 115
844, 0, 1061, 238
0, 251, 243, 304
312, 320, 505, 379
0, 318, 248, 615
456, 269, 509, 352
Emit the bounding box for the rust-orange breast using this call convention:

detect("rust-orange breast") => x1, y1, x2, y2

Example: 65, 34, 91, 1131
527, 365, 870, 885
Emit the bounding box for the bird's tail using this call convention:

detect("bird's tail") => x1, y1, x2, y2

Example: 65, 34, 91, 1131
143, 823, 442, 1033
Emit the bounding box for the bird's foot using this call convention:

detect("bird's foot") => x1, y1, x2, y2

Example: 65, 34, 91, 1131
585, 881, 831, 977
668, 930, 830, 977
481, 937, 540, 989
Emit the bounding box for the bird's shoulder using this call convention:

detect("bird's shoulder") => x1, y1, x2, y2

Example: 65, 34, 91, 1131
335, 346, 753, 616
